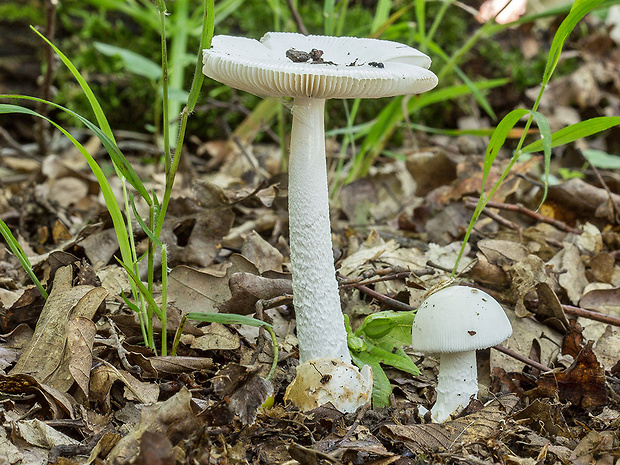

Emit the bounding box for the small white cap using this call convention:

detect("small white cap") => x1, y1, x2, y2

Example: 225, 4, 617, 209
203, 32, 438, 99
284, 358, 372, 413
411, 286, 512, 353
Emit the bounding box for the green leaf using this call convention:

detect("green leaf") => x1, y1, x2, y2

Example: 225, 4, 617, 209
351, 352, 392, 408
0, 220, 48, 299
94, 42, 162, 80
356, 311, 415, 346
522, 117, 620, 153
30, 26, 115, 142
582, 149, 620, 169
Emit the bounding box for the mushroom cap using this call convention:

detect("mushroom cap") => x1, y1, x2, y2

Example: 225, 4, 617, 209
284, 358, 372, 413
203, 32, 438, 99
410, 286, 512, 353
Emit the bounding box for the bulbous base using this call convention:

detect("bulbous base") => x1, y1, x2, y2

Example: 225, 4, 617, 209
284, 358, 372, 413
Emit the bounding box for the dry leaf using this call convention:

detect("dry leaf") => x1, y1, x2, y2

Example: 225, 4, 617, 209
10, 265, 107, 392
381, 395, 519, 452
105, 387, 201, 464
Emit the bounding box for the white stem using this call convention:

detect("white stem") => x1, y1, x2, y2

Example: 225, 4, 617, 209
288, 97, 350, 364
432, 351, 478, 422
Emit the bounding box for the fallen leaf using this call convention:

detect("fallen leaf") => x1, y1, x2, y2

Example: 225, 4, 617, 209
10, 265, 108, 392
105, 387, 201, 464
381, 395, 519, 452
527, 342, 606, 409
66, 316, 96, 398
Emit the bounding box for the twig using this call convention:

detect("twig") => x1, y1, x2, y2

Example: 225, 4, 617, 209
356, 284, 415, 312
562, 304, 620, 327
493, 344, 552, 372
338, 266, 435, 288
286, 0, 308, 35
332, 402, 371, 448
464, 196, 583, 235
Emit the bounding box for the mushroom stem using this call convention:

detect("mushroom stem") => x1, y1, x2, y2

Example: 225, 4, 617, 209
433, 351, 478, 422
288, 97, 350, 364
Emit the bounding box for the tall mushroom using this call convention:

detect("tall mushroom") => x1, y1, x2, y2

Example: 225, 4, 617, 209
203, 32, 438, 412
410, 286, 513, 422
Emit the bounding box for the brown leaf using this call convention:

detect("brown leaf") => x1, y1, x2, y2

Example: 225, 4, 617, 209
241, 230, 284, 273
66, 316, 96, 398
528, 341, 606, 409
217, 272, 292, 315
105, 387, 201, 464
10, 265, 107, 392
90, 362, 159, 412
548, 243, 588, 305
188, 322, 240, 350
148, 356, 214, 375
168, 255, 257, 315
534, 282, 569, 333
587, 252, 615, 283
136, 431, 176, 465
579, 287, 620, 311
380, 395, 519, 452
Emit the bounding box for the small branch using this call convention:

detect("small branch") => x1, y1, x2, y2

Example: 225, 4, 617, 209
562, 304, 620, 327
464, 196, 583, 235
356, 284, 415, 312
493, 344, 552, 372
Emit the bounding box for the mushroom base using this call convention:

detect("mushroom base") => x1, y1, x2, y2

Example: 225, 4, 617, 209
284, 358, 372, 413
432, 351, 478, 423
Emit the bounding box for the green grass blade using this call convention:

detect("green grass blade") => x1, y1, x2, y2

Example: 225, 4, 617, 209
0, 104, 133, 269
187, 312, 278, 379
0, 95, 151, 204
522, 117, 620, 153
542, 0, 607, 86
530, 111, 552, 205
372, 0, 392, 34
0, 220, 48, 299
30, 26, 115, 143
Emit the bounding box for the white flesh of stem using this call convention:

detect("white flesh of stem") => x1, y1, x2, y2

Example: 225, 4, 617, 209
432, 350, 478, 422
288, 97, 351, 364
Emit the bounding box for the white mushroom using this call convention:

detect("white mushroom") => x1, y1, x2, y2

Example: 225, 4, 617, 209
410, 286, 512, 422
203, 32, 437, 412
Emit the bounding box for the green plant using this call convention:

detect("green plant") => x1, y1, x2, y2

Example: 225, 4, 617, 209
0, 0, 216, 356
453, 0, 620, 273
346, 311, 419, 408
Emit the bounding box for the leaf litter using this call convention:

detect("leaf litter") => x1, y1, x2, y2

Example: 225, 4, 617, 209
1, 21, 620, 465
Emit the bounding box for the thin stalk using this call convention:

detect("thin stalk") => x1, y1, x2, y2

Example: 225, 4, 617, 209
161, 243, 168, 355
146, 203, 155, 348
122, 179, 149, 347
155, 0, 171, 171
424, 0, 455, 51
155, 0, 214, 237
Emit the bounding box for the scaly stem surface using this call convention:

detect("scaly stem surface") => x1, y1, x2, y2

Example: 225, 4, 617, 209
288, 97, 350, 364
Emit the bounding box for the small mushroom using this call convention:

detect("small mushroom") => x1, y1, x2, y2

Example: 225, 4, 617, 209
410, 286, 512, 422
204, 32, 437, 413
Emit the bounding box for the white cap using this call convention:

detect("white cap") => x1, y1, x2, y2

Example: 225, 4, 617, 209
203, 32, 438, 99
410, 286, 512, 353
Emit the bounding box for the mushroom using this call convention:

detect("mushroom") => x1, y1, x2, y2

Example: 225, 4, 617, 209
410, 286, 513, 422
203, 32, 437, 412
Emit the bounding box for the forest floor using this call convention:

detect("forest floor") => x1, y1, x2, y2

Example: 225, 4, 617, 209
1, 11, 620, 465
